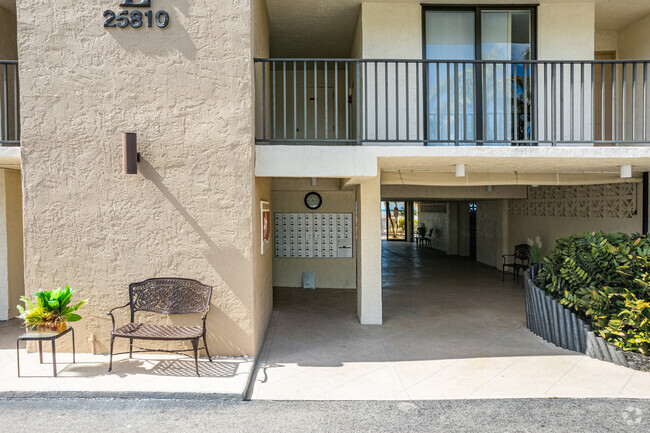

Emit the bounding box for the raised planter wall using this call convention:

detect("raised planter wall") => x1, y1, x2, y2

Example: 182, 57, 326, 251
524, 267, 629, 368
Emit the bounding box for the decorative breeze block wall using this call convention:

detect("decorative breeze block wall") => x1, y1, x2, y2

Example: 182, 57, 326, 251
509, 184, 637, 219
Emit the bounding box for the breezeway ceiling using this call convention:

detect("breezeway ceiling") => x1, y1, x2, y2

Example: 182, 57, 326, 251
266, 0, 650, 58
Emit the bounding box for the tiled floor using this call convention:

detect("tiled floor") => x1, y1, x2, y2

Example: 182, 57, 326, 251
0, 319, 253, 398
249, 241, 650, 400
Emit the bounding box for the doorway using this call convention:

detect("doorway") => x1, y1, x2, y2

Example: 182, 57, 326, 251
469, 202, 477, 260
383, 201, 406, 241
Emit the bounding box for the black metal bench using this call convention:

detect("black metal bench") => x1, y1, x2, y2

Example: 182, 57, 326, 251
107, 278, 212, 376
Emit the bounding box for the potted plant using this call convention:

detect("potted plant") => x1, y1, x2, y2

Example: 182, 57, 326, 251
17, 286, 87, 333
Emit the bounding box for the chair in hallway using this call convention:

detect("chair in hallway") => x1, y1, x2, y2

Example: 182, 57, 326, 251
502, 244, 530, 284
423, 229, 433, 247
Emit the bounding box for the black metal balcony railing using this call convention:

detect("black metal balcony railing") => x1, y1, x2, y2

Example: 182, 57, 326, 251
254, 58, 650, 146
0, 60, 19, 146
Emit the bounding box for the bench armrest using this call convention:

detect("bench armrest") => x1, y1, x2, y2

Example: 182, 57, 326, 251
107, 302, 131, 331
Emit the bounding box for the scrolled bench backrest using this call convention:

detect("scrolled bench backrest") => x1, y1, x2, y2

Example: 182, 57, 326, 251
128, 278, 212, 320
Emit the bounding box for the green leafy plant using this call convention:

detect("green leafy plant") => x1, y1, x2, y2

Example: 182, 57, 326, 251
417, 224, 426, 237
17, 286, 87, 329
535, 232, 650, 355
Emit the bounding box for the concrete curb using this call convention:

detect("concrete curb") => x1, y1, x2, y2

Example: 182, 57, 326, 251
0, 390, 244, 400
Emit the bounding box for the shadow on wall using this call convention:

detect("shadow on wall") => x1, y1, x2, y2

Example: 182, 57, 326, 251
137, 157, 253, 354
106, 0, 197, 60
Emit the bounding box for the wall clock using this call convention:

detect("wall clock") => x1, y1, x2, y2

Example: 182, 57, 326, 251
304, 192, 322, 210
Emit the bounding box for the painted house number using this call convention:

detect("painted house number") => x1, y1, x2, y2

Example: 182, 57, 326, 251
104, 0, 169, 29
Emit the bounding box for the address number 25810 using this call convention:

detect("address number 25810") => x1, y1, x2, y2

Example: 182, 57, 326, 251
103, 10, 170, 29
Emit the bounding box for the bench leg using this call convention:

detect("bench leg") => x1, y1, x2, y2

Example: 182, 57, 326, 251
108, 335, 115, 372
129, 338, 133, 359
203, 333, 212, 362
192, 339, 200, 377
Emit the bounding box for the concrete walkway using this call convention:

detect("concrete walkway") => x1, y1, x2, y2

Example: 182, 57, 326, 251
0, 319, 253, 399
249, 242, 650, 400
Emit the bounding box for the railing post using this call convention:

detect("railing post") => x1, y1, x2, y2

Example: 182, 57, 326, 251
356, 60, 361, 145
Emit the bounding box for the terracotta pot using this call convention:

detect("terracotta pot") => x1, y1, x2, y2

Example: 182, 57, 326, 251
29, 322, 67, 333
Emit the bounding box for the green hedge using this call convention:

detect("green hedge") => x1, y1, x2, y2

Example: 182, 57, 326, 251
535, 231, 650, 356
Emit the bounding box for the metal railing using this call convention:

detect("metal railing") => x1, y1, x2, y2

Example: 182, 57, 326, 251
254, 58, 650, 146
0, 61, 19, 146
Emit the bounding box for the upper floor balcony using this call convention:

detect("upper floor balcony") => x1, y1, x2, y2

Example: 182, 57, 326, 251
0, 60, 19, 147
254, 58, 650, 147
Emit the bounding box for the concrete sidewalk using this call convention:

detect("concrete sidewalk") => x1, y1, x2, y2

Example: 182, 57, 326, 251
0, 319, 254, 399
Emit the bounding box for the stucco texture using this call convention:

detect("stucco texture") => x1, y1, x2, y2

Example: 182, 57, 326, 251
18, 0, 266, 356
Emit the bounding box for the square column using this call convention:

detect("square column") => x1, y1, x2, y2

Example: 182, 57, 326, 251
356, 176, 382, 324
0, 170, 8, 321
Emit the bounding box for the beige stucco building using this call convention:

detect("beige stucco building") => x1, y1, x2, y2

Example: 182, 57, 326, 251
1, 0, 650, 358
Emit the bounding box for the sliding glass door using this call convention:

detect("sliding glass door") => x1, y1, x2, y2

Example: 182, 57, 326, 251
424, 7, 535, 146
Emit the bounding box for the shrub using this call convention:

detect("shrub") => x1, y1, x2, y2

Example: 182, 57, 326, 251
535, 231, 650, 356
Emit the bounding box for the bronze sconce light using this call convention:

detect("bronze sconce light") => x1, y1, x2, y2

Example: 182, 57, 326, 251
123, 132, 140, 175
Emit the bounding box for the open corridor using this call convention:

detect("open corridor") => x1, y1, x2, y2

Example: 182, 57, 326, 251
249, 242, 650, 400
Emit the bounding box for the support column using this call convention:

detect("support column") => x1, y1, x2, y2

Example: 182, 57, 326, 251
356, 176, 382, 325
0, 170, 9, 321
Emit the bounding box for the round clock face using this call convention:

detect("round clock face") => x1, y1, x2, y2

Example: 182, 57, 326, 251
304, 192, 322, 210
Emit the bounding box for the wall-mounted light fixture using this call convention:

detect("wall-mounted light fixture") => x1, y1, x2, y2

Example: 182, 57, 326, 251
487, 185, 493, 192
123, 132, 140, 175
620, 165, 632, 179
455, 164, 466, 178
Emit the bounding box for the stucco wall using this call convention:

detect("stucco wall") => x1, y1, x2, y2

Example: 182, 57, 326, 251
361, 3, 421, 59
0, 6, 17, 60
18, 0, 261, 356
251, 0, 273, 354
595, 31, 618, 55
538, 3, 595, 60
357, 176, 382, 324
417, 202, 449, 253
476, 199, 507, 269
271, 178, 356, 289
508, 184, 643, 257
619, 13, 650, 59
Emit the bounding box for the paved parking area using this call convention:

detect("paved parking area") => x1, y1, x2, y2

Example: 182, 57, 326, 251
249, 242, 650, 400
1, 398, 649, 433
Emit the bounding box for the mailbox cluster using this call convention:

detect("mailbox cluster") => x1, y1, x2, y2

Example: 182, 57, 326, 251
275, 213, 353, 258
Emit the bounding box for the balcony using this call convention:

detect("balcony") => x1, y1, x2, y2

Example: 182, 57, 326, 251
0, 60, 19, 147
254, 58, 650, 147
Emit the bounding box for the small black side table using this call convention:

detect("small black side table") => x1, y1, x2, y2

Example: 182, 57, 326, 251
16, 327, 75, 377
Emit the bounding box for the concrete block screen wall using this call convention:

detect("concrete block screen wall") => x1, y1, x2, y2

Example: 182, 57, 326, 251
17, 0, 272, 356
